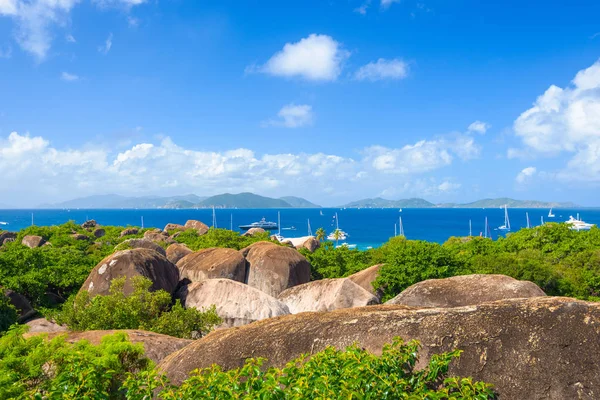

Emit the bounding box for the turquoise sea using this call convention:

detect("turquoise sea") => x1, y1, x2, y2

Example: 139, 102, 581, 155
1, 208, 599, 249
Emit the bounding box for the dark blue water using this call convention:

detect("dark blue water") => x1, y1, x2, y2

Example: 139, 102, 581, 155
1, 208, 598, 249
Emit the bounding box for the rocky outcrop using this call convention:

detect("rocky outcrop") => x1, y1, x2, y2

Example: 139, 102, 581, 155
164, 223, 186, 233
295, 236, 320, 252
243, 242, 311, 297
3, 288, 36, 322
22, 235, 45, 248
158, 297, 600, 399
184, 220, 209, 236
242, 227, 266, 237
347, 264, 383, 300
25, 318, 67, 334
120, 228, 139, 237
25, 330, 191, 364
80, 248, 179, 297
117, 238, 167, 257
0, 231, 16, 245
71, 233, 89, 241
144, 229, 175, 245
93, 228, 106, 238
177, 248, 246, 284
178, 279, 290, 328
278, 278, 378, 313
81, 220, 97, 229
166, 243, 193, 265
2, 237, 15, 245
386, 274, 546, 308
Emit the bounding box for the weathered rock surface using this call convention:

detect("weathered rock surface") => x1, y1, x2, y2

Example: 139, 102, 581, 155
158, 297, 600, 400
3, 288, 36, 322
120, 228, 139, 237
386, 274, 546, 308
25, 330, 191, 364
295, 236, 320, 252
25, 318, 67, 334
177, 248, 246, 284
144, 229, 175, 244
81, 220, 97, 229
242, 242, 311, 297
118, 238, 167, 257
166, 243, 193, 265
0, 231, 16, 245
164, 223, 186, 233
93, 228, 106, 238
22, 235, 45, 248
71, 233, 89, 241
184, 220, 209, 236
2, 237, 15, 246
278, 278, 378, 313
347, 264, 383, 300
80, 248, 179, 297
242, 227, 266, 236
178, 279, 290, 328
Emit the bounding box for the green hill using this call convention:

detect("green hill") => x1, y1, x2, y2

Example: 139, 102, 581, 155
198, 193, 293, 208
279, 196, 321, 208
341, 197, 435, 208
445, 198, 578, 208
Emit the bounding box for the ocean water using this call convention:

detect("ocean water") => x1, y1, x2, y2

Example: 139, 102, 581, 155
1, 208, 599, 249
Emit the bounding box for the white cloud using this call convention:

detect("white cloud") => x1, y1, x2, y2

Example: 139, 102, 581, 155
438, 181, 461, 192
127, 15, 138, 27
354, 1, 370, 14
513, 59, 600, 181
355, 58, 409, 81
0, 128, 481, 206
516, 167, 536, 184
98, 32, 113, 54
380, 0, 401, 8
467, 120, 490, 134
60, 71, 79, 81
262, 104, 313, 128
250, 34, 349, 81
65, 33, 75, 43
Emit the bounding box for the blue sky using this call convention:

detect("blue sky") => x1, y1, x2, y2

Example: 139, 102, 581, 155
1, 0, 600, 207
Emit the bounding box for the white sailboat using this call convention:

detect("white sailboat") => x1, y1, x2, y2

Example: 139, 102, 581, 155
497, 205, 511, 231
327, 212, 348, 241
469, 219, 472, 236
273, 211, 285, 242
548, 208, 555, 218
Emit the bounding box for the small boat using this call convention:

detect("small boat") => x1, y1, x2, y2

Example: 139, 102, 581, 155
336, 243, 357, 249
497, 205, 511, 231
548, 208, 555, 218
281, 226, 296, 230
327, 212, 348, 241
319, 210, 324, 216
565, 215, 595, 231
0, 221, 8, 225
398, 208, 402, 212
239, 217, 278, 230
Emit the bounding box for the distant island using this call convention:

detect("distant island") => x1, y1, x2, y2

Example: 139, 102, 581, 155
21, 193, 577, 210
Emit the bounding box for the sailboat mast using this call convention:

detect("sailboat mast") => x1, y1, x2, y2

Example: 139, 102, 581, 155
484, 217, 488, 238
212, 206, 217, 228
230, 214, 233, 231
31, 213, 34, 226
394, 223, 397, 237
469, 219, 472, 236
526, 212, 530, 229
141, 216, 144, 229
399, 216, 404, 236
307, 219, 312, 236
278, 211, 281, 235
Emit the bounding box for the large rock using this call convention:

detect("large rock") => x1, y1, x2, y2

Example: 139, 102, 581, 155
166, 243, 193, 265
25, 318, 68, 334
242, 227, 266, 237
278, 278, 378, 313
159, 297, 600, 399
81, 220, 97, 229
120, 228, 139, 237
295, 236, 320, 252
25, 330, 191, 365
0, 231, 16, 245
177, 248, 246, 284
144, 229, 175, 244
386, 274, 546, 308
178, 279, 290, 328
3, 288, 36, 322
184, 220, 209, 236
242, 242, 311, 297
71, 233, 89, 241
80, 248, 179, 297
347, 264, 383, 300
93, 228, 106, 238
164, 223, 185, 233
117, 238, 167, 257
22, 235, 45, 248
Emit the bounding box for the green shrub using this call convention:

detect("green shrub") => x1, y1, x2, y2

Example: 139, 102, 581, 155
53, 276, 221, 339
0, 295, 17, 334
174, 227, 272, 251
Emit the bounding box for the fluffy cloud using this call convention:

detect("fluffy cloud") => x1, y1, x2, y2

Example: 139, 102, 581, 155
250, 34, 349, 81
0, 128, 481, 206
262, 104, 313, 128
513, 59, 600, 181
355, 58, 409, 81
516, 166, 536, 184
61, 71, 78, 81
0, 0, 143, 60
98, 32, 113, 54
467, 120, 490, 134
380, 0, 400, 8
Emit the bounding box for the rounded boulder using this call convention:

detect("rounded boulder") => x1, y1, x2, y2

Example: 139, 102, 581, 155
177, 248, 246, 284
166, 243, 193, 265
184, 220, 209, 236
117, 238, 167, 257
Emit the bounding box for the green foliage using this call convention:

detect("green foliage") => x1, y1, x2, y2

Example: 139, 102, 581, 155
0, 327, 151, 399
0, 295, 17, 334
126, 337, 495, 399
301, 241, 380, 280
174, 227, 273, 251
54, 276, 221, 339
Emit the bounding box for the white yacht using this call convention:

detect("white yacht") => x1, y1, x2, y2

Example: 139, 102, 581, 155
497, 205, 511, 231
548, 208, 555, 218
566, 215, 595, 231
327, 212, 348, 241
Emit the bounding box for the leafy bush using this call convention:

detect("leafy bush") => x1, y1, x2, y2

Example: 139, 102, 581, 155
174, 227, 272, 251
54, 276, 221, 339
0, 295, 17, 334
